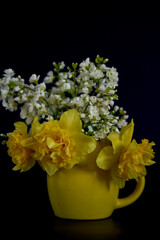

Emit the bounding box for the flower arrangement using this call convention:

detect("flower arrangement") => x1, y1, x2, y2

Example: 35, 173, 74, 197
0, 56, 155, 188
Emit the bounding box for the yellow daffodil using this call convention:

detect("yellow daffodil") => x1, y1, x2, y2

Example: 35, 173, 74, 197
7, 122, 35, 172
30, 109, 97, 175
96, 120, 155, 188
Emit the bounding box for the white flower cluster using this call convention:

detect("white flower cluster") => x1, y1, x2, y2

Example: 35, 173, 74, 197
0, 69, 50, 124
0, 56, 129, 140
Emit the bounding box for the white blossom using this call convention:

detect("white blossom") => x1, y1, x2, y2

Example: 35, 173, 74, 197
29, 74, 40, 83
0, 56, 128, 140
90, 96, 97, 104
94, 129, 107, 141
63, 83, 71, 90
98, 84, 106, 92
117, 119, 127, 128
44, 71, 54, 83
79, 58, 90, 69
59, 61, 65, 69
108, 90, 115, 95
109, 100, 114, 106
4, 68, 15, 77
1, 89, 8, 99
82, 87, 89, 94
14, 86, 20, 92
114, 105, 119, 111
88, 105, 100, 121
88, 125, 93, 132
90, 69, 104, 79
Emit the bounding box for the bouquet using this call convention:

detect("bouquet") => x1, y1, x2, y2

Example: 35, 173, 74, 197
0, 56, 155, 188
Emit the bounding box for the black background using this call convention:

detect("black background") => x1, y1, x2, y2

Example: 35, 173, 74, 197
0, 2, 160, 239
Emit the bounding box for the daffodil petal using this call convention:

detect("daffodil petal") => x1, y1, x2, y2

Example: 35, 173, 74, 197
63, 158, 79, 170
107, 132, 124, 155
120, 119, 134, 147
111, 163, 125, 188
12, 157, 35, 172
74, 133, 97, 155
14, 122, 28, 136
125, 139, 138, 154
60, 109, 82, 133
38, 160, 59, 176
21, 137, 35, 148
96, 146, 117, 170
31, 116, 41, 136
47, 137, 61, 149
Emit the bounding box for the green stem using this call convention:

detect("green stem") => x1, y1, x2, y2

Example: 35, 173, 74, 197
42, 98, 57, 119
23, 85, 35, 91
83, 102, 90, 113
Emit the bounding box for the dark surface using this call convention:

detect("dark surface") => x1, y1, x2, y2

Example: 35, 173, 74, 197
1, 3, 160, 239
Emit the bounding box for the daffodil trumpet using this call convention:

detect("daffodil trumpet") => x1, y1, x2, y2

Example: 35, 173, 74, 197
7, 109, 97, 175
96, 119, 155, 188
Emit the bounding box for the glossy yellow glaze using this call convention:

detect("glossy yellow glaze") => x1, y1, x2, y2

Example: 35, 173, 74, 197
47, 165, 145, 220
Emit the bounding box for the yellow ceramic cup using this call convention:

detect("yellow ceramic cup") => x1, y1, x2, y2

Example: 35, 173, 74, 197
47, 165, 145, 220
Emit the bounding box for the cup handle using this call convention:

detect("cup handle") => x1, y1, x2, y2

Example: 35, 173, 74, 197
115, 177, 145, 209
